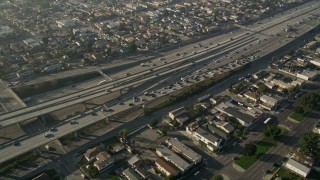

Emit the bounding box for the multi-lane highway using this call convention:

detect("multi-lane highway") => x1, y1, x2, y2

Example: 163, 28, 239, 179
0, 0, 319, 164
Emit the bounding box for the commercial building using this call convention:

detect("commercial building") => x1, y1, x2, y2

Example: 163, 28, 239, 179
215, 102, 264, 127
165, 138, 202, 164
156, 145, 191, 172
155, 158, 179, 177
285, 158, 311, 178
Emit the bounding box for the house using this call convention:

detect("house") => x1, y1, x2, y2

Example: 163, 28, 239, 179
84, 147, 101, 162
165, 138, 202, 164
212, 121, 235, 134
155, 158, 179, 177
259, 95, 279, 110
189, 126, 223, 151
243, 91, 259, 102
23, 38, 41, 48
304, 41, 317, 49
93, 152, 115, 171
128, 155, 142, 168
207, 124, 230, 140
123, 168, 142, 180
135, 167, 150, 179
16, 69, 33, 78
56, 19, 75, 28
310, 59, 320, 67
168, 107, 189, 125
168, 107, 186, 120
296, 71, 318, 81
253, 70, 267, 79
284, 158, 311, 178
156, 145, 191, 173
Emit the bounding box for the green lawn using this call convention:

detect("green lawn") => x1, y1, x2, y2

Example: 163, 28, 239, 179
104, 136, 120, 148
272, 167, 303, 180
289, 107, 311, 122
235, 137, 276, 169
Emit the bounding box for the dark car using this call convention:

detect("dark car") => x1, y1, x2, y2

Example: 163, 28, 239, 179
13, 141, 20, 146
49, 127, 57, 132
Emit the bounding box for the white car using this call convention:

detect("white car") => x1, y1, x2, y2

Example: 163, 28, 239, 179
194, 171, 200, 176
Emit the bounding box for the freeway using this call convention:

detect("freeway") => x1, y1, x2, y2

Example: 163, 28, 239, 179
0, 31, 254, 122
0, 0, 319, 164
0, 36, 259, 127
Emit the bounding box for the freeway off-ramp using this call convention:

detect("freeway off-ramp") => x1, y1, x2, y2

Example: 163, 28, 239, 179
0, 1, 319, 164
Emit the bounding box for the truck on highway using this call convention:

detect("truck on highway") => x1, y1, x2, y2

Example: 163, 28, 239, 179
197, 94, 211, 102
23, 97, 31, 102
98, 80, 107, 85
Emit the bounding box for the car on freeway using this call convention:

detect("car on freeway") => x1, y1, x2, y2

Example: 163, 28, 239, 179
70, 120, 77, 124
49, 127, 57, 132
44, 133, 52, 138
91, 111, 97, 116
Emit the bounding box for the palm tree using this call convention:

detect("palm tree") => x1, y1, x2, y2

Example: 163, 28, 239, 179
119, 128, 129, 141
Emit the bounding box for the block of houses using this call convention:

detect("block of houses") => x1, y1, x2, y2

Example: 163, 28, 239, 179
93, 151, 115, 171
155, 158, 179, 177
84, 147, 101, 162
284, 158, 311, 178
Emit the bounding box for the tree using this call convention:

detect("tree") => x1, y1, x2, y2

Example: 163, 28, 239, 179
106, 47, 112, 56
293, 106, 304, 114
264, 125, 281, 140
244, 143, 257, 156
212, 175, 224, 180
41, 37, 49, 44
300, 92, 320, 109
258, 84, 268, 94
233, 129, 243, 138
299, 132, 320, 161
159, 127, 167, 136
149, 119, 158, 127
194, 105, 205, 116
119, 128, 129, 140
128, 41, 137, 52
